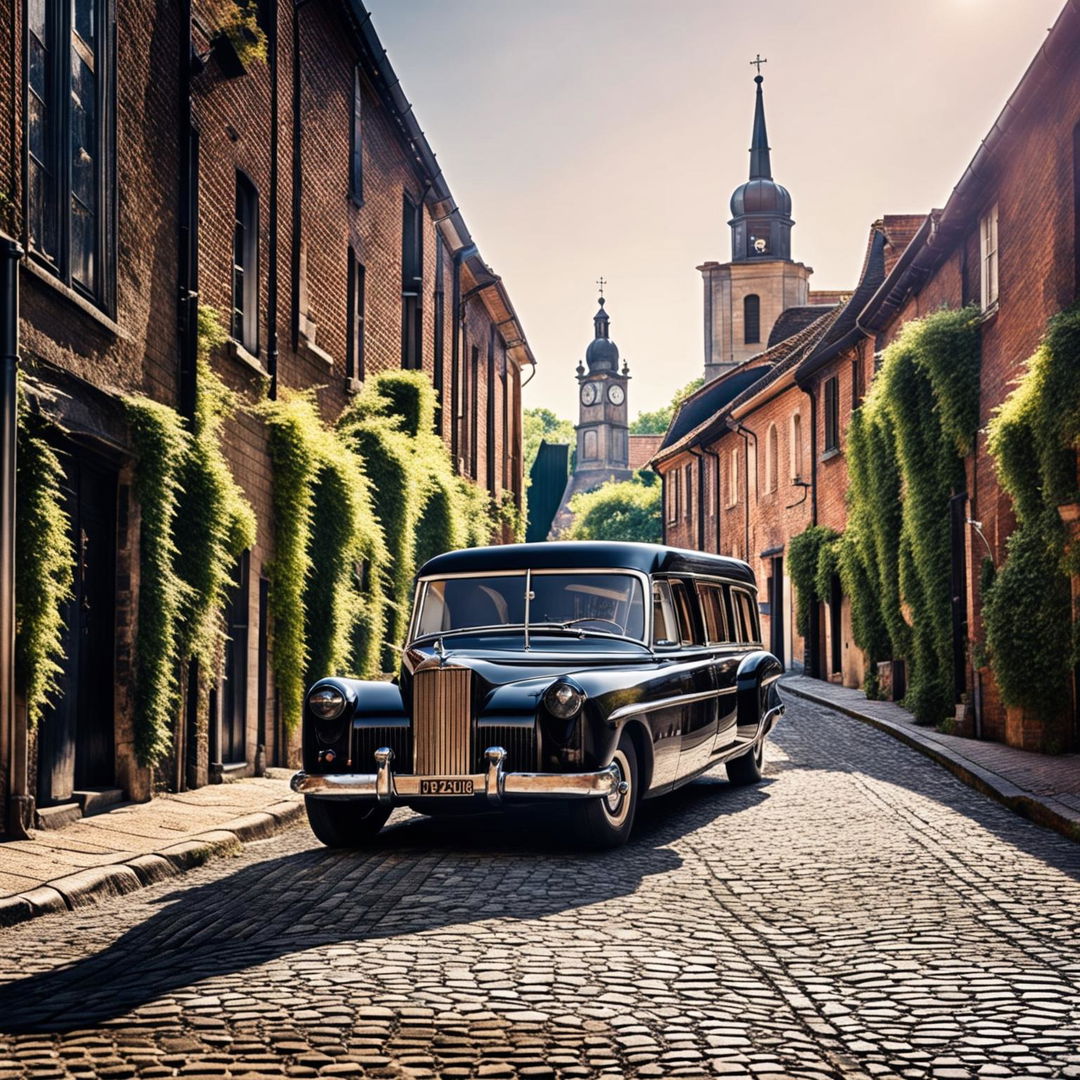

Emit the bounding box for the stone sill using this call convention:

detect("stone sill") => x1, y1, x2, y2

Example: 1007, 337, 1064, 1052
22, 258, 124, 338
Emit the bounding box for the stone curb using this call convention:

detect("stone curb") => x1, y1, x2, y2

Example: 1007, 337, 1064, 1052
0, 798, 304, 930
779, 679, 1080, 844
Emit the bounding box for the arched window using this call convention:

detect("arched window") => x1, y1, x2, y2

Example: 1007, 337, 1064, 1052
744, 294, 761, 345
765, 423, 778, 493
790, 413, 803, 480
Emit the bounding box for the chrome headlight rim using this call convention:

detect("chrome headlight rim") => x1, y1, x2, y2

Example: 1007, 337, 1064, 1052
543, 679, 586, 720
307, 683, 347, 721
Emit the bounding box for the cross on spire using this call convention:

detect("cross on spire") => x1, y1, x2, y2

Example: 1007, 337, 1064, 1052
596, 275, 606, 299
750, 54, 767, 75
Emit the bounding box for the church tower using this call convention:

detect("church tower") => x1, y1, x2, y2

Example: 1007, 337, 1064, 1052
550, 288, 633, 535
698, 67, 812, 382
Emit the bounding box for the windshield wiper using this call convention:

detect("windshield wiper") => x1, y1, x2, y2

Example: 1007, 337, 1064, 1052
526, 622, 647, 646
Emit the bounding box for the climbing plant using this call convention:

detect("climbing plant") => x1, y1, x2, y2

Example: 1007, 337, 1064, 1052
787, 525, 838, 637
14, 391, 75, 728
839, 305, 980, 726
983, 305, 1080, 721
126, 308, 257, 765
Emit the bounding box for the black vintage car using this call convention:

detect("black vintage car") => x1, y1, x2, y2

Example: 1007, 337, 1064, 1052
291, 542, 784, 848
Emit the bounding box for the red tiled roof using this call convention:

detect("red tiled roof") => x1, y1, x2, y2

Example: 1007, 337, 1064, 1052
628, 434, 663, 470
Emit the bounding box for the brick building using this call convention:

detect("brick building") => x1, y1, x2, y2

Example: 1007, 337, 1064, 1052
656, 2, 1080, 751
0, 0, 534, 835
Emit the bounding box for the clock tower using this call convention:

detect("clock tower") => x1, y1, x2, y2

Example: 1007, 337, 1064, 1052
575, 293, 630, 471
550, 290, 634, 535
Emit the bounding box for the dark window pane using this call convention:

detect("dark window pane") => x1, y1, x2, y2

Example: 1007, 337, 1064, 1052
28, 159, 56, 258
28, 89, 47, 163
70, 54, 95, 207
73, 0, 94, 45
29, 35, 47, 98
70, 197, 94, 287
29, 0, 47, 40
744, 294, 760, 344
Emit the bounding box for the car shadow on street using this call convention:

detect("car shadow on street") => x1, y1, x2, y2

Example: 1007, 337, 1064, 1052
0, 774, 769, 1034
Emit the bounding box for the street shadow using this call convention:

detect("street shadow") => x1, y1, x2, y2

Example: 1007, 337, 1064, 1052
0, 773, 769, 1034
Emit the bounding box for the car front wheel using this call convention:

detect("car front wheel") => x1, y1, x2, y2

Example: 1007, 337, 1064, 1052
725, 737, 764, 786
569, 731, 638, 849
304, 796, 391, 848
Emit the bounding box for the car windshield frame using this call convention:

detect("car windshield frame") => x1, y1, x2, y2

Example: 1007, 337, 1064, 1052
408, 567, 652, 650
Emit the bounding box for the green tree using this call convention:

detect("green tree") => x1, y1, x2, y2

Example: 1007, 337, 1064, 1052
629, 377, 703, 434
565, 475, 661, 542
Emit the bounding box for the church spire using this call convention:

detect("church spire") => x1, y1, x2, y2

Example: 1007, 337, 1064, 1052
749, 74, 772, 180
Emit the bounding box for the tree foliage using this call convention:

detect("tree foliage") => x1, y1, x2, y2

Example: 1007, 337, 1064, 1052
523, 407, 575, 482
565, 474, 661, 542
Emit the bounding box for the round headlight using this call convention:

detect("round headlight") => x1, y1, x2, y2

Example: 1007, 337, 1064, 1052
544, 681, 585, 719
308, 685, 346, 720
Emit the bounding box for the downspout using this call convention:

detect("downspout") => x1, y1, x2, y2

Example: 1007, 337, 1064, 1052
266, 0, 280, 399
690, 446, 706, 551
705, 448, 721, 553
177, 0, 196, 422
289, 0, 303, 353
802, 384, 820, 676
732, 421, 757, 562
1, 237, 30, 838
450, 249, 463, 463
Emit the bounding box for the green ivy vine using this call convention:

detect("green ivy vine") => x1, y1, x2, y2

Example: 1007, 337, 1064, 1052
787, 525, 838, 638
983, 305, 1080, 725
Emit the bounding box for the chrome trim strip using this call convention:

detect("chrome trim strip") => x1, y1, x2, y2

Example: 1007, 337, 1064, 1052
292, 747, 622, 804
607, 685, 737, 723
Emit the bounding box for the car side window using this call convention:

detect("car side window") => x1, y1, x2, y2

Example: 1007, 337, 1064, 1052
652, 581, 678, 647
668, 580, 703, 646
697, 583, 730, 644
730, 588, 760, 643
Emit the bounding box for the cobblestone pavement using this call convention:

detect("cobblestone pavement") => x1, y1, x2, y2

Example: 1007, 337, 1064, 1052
1, 695, 1078, 1080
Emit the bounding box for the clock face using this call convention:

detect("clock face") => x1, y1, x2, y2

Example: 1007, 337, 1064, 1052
607, 384, 625, 406
581, 382, 598, 406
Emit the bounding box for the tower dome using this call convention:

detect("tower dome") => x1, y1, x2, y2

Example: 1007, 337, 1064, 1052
584, 296, 620, 372
728, 73, 795, 262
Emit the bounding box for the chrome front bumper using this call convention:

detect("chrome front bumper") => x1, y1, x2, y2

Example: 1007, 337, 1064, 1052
291, 746, 627, 806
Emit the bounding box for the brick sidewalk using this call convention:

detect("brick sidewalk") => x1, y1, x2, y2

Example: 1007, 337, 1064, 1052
781, 675, 1080, 841
0, 772, 303, 927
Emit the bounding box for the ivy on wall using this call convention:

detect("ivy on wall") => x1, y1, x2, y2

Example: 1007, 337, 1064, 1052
983, 305, 1080, 725
14, 389, 75, 728
799, 305, 980, 726
126, 309, 257, 765
787, 526, 837, 638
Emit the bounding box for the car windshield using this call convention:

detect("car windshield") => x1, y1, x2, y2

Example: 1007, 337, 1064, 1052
413, 572, 647, 644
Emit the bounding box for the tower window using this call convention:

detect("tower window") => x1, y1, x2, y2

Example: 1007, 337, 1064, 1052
744, 295, 761, 344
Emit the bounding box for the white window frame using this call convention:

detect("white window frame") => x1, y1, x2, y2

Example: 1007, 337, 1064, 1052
727, 448, 739, 507
790, 413, 803, 481
764, 423, 778, 493
980, 203, 999, 312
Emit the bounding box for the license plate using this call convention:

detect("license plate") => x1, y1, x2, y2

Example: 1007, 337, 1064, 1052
419, 778, 475, 795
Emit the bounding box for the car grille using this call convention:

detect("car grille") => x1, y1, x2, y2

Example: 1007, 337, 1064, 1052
353, 721, 411, 773
475, 722, 538, 773
413, 666, 472, 775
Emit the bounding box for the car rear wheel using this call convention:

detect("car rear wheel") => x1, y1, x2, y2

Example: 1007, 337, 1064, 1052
725, 737, 765, 786
305, 796, 391, 847
569, 731, 638, 849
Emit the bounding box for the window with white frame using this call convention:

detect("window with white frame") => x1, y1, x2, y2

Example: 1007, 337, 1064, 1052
684, 462, 693, 520
727, 448, 739, 507
232, 172, 259, 354
667, 469, 680, 524
980, 203, 999, 312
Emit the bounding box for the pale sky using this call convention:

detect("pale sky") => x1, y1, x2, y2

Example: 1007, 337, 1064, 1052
365, 0, 1066, 422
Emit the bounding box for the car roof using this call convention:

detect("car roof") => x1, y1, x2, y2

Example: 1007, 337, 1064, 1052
416, 541, 757, 587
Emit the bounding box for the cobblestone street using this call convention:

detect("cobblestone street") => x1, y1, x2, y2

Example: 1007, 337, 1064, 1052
1, 694, 1078, 1080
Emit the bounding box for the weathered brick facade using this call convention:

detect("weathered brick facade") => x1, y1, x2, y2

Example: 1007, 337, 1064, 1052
657, 2, 1080, 752
0, 0, 533, 833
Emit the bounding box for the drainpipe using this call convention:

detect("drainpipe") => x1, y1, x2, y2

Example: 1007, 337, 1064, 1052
705, 448, 721, 553
1, 237, 30, 838
731, 421, 757, 561
266, 0, 280, 399
690, 446, 707, 551
177, 0, 197, 422
801, 384, 821, 677
289, 0, 303, 353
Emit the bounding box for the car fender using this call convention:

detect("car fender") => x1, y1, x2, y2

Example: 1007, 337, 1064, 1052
734, 651, 784, 740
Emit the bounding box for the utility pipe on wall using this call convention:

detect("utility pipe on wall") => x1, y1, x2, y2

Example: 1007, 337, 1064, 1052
1, 237, 30, 838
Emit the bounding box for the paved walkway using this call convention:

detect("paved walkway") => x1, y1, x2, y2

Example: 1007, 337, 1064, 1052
782, 674, 1080, 841
0, 771, 302, 927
